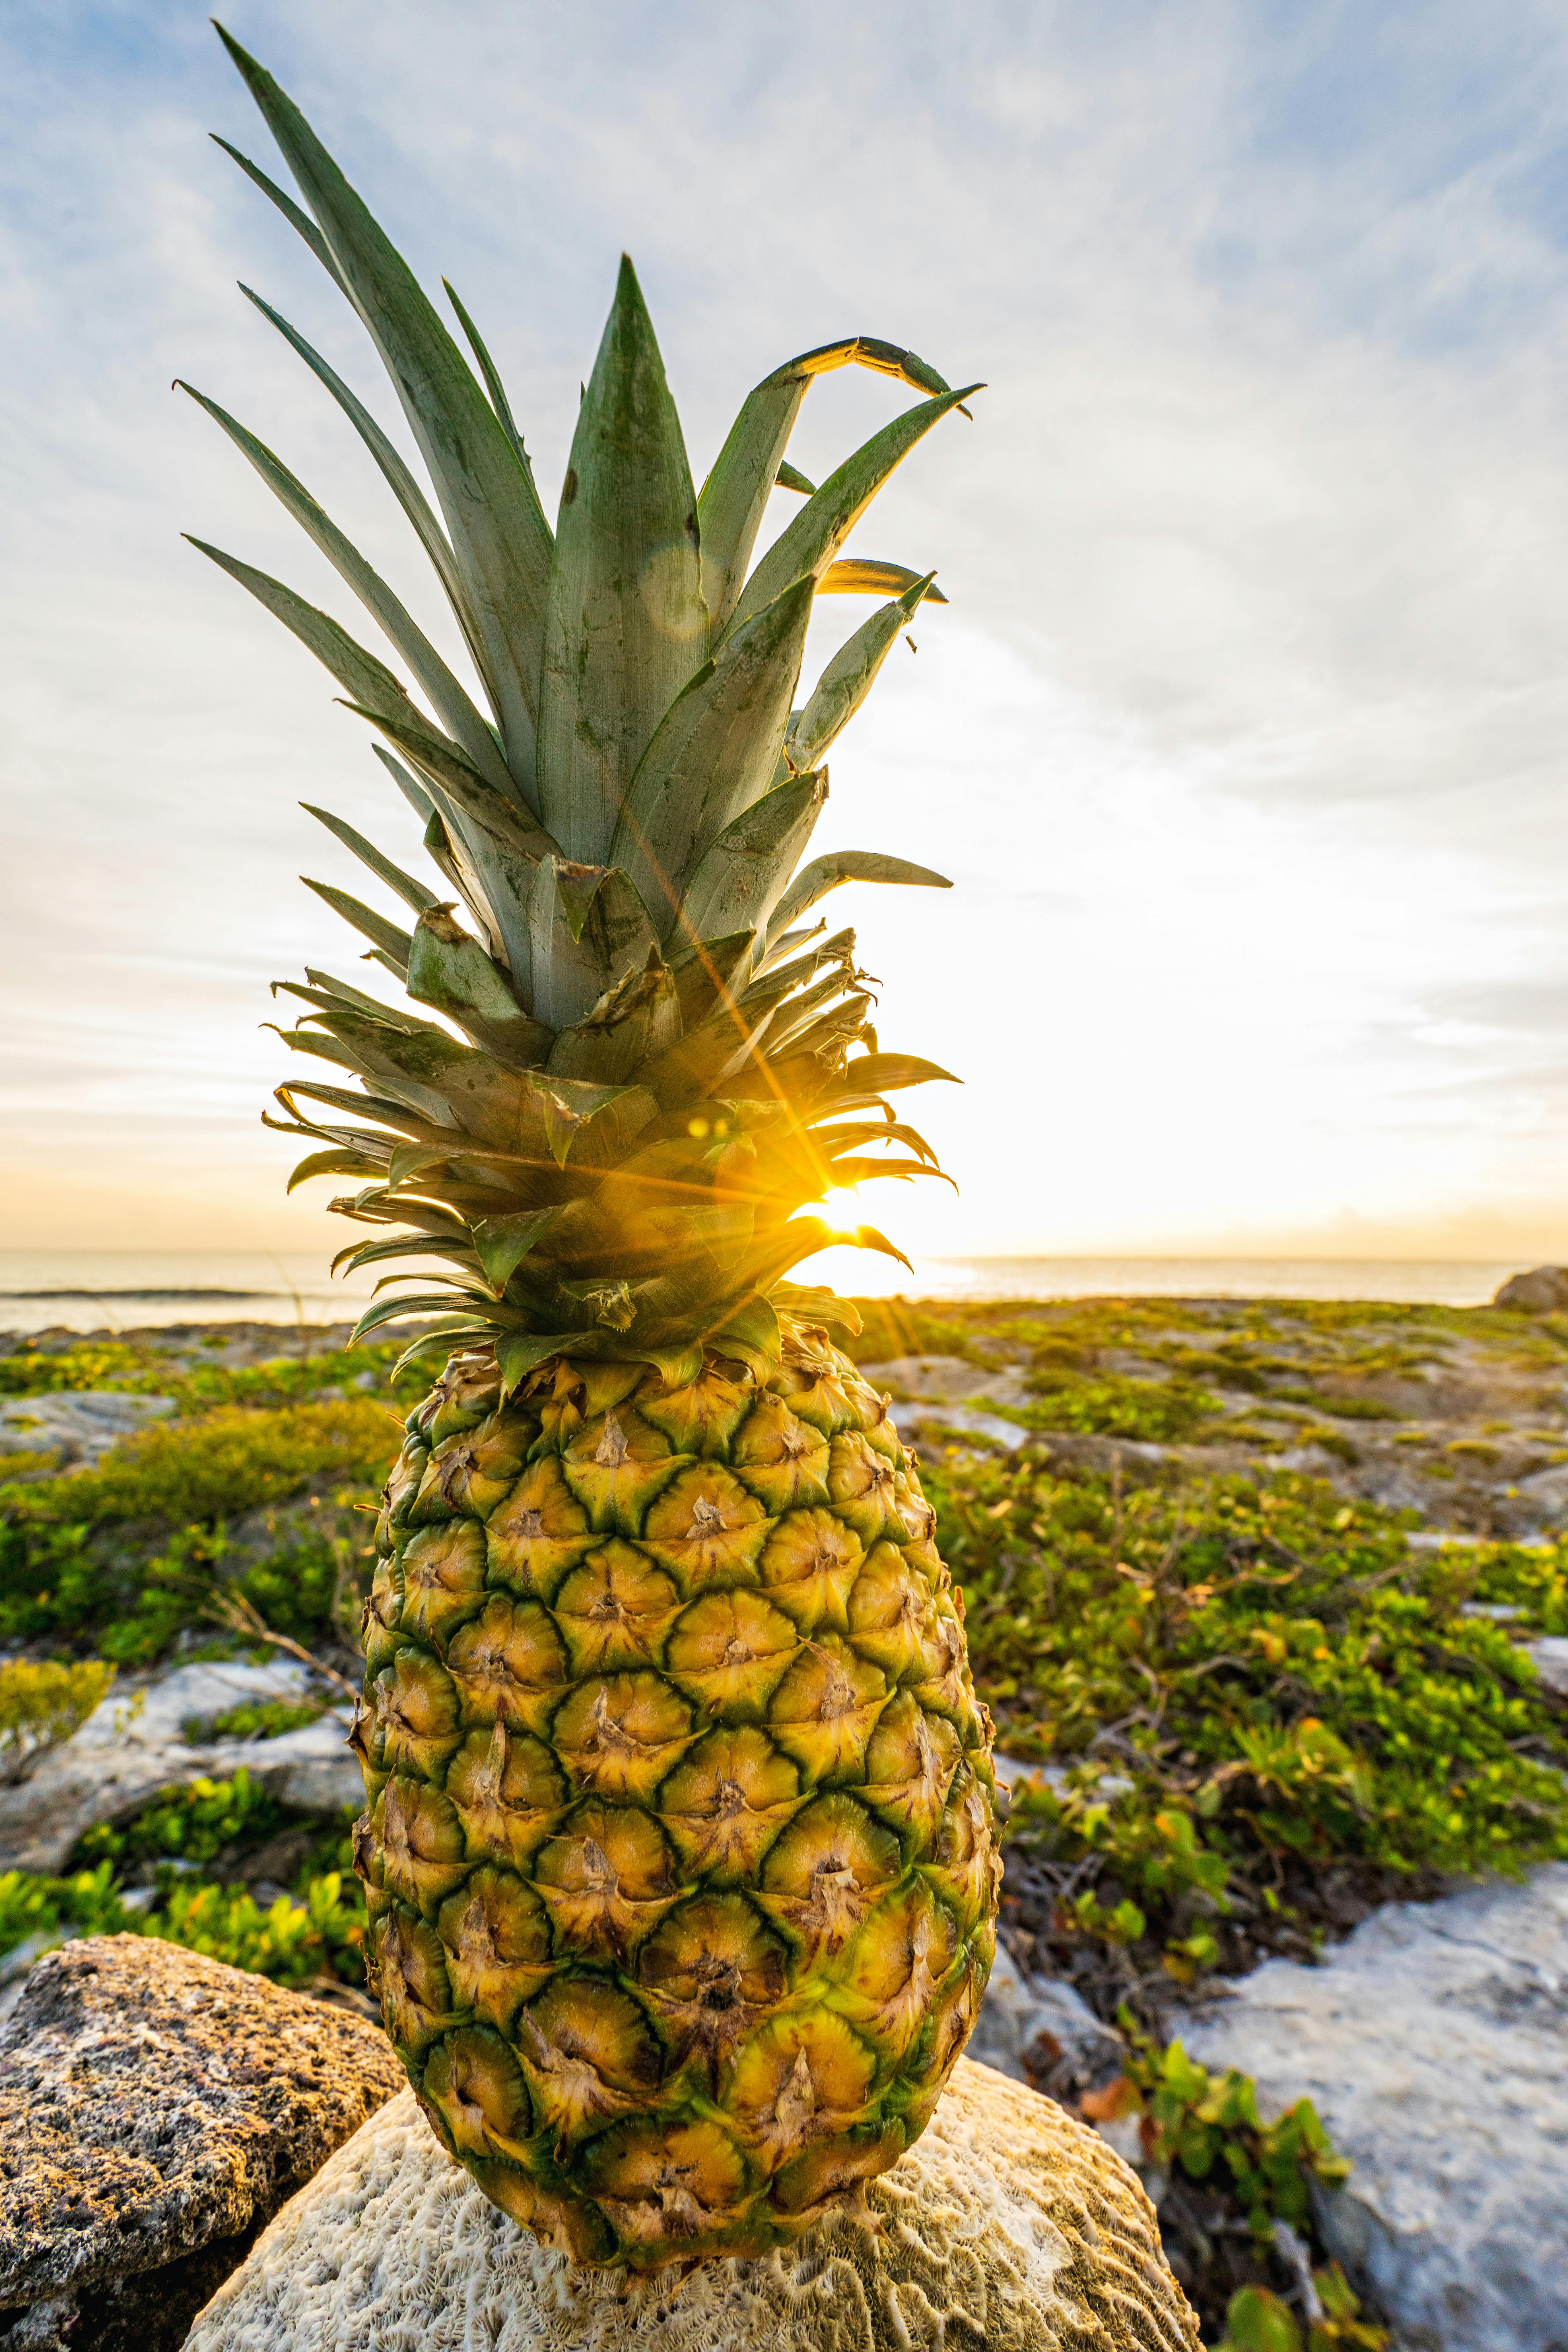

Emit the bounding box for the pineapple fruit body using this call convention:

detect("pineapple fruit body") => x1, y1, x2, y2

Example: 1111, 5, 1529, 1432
355, 1331, 1000, 2265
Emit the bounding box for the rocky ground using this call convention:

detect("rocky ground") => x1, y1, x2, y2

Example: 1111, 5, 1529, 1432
2, 1288, 1567, 2347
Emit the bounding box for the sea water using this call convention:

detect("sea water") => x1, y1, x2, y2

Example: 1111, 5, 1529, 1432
0, 1248, 1527, 1335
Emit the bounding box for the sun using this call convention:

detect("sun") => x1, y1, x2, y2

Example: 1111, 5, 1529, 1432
820, 1185, 864, 1226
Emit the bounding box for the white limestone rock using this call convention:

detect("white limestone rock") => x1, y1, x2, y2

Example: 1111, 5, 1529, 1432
0, 1388, 175, 1464
1175, 1864, 1568, 2352
0, 1660, 361, 1877
185, 2060, 1199, 2352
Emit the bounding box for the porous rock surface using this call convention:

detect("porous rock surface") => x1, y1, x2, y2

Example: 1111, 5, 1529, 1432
0, 1936, 405, 2352
1177, 1865, 1568, 2352
186, 2056, 1198, 2352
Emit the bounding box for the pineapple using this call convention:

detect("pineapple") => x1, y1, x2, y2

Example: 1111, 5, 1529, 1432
196, 26, 1001, 2269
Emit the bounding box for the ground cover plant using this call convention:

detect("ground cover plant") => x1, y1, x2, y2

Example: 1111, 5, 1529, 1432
3, 1287, 1566, 2330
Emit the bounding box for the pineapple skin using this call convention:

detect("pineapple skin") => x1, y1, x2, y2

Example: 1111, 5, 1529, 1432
352, 1326, 1001, 2268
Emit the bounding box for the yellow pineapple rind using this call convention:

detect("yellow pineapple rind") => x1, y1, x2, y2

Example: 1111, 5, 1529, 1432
356, 1321, 1001, 2270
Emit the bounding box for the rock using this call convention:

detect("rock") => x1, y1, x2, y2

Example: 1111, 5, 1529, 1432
1526, 1635, 1568, 1697
1174, 1865, 1568, 2352
968, 1940, 1126, 2102
0, 1935, 405, 2352
1492, 1267, 1568, 1313
858, 1355, 1036, 1451
0, 1661, 361, 1877
185, 2057, 1198, 2352
0, 1389, 175, 1466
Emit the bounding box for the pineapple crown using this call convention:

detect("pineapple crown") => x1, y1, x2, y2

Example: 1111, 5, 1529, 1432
189, 25, 979, 1396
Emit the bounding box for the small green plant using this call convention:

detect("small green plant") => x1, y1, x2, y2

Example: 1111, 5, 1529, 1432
0, 1658, 115, 1782
144, 1870, 365, 1987
0, 1860, 134, 1960
1111, 2033, 1350, 2240
1013, 1373, 1218, 1443
182, 1695, 326, 1744
1217, 2272, 1386, 2352
76, 1768, 288, 1867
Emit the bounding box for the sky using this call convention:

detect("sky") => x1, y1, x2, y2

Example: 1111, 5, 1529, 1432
4, 1, 1568, 1266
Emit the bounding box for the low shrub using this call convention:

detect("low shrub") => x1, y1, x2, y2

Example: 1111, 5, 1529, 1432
183, 1696, 326, 1744
0, 1658, 115, 1782
143, 1870, 364, 1987
1012, 1372, 1219, 1442
0, 1398, 394, 1656
76, 1767, 288, 1868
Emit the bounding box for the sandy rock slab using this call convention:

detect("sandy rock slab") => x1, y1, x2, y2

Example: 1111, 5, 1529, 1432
0, 1936, 405, 2352
1177, 1865, 1568, 2352
186, 2056, 1198, 2352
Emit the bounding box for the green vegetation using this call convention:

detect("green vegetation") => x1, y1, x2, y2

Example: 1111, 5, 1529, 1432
1010, 1372, 1219, 1442
1218, 2273, 1385, 2352
76, 1767, 289, 1867
0, 1394, 401, 1662
0, 1343, 150, 1395
0, 1769, 372, 1992
0, 1657, 116, 1782
182, 1695, 327, 1744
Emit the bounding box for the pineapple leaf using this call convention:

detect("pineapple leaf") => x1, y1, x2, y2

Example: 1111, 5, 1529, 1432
239, 286, 492, 701
185, 538, 415, 727
351, 1287, 496, 1344
785, 578, 931, 774
471, 1205, 567, 1291
678, 768, 827, 945
418, 807, 504, 953
670, 931, 754, 1029
342, 704, 561, 867
697, 336, 961, 634
406, 908, 554, 1070
286, 1147, 380, 1192
768, 852, 951, 942
332, 1232, 477, 1276
818, 560, 947, 602
726, 383, 981, 641
527, 863, 659, 1032
766, 856, 950, 945
547, 955, 681, 1087
769, 1281, 863, 1336
610, 579, 815, 925
831, 1052, 960, 1095
177, 382, 514, 796
301, 804, 439, 917
372, 744, 434, 823
537, 256, 706, 865
707, 1292, 781, 1379
443, 279, 536, 485
216, 24, 553, 800
775, 461, 816, 495
495, 1331, 579, 1396
210, 135, 346, 288
301, 878, 413, 971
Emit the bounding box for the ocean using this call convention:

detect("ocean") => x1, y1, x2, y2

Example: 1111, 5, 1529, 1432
0, 1248, 1527, 1335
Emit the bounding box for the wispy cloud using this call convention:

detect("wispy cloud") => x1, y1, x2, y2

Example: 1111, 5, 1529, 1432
3, 0, 1568, 1254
